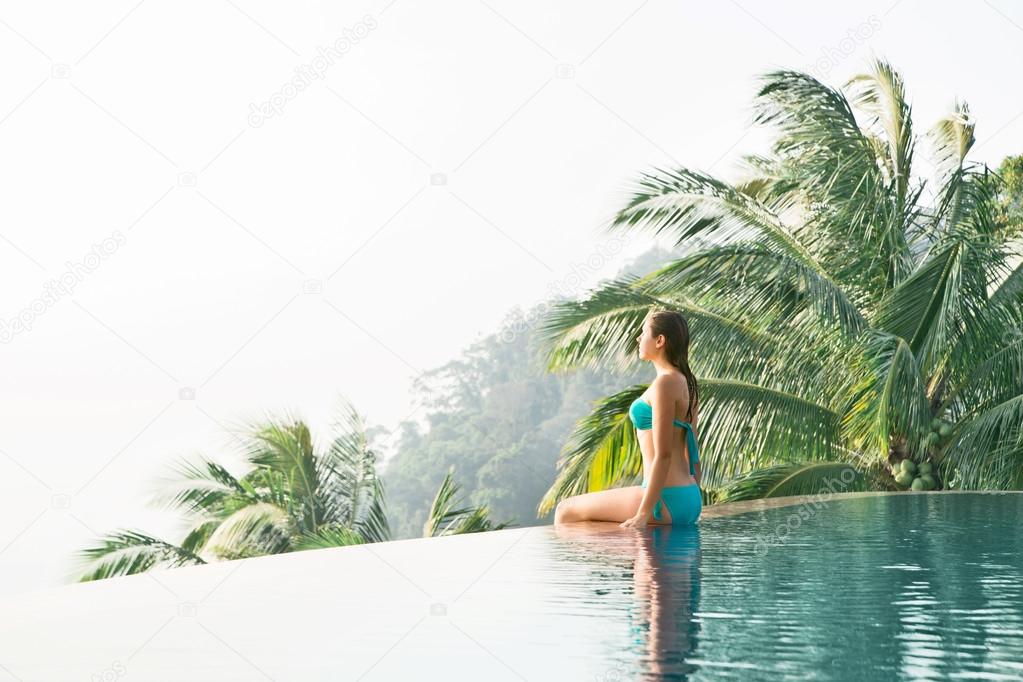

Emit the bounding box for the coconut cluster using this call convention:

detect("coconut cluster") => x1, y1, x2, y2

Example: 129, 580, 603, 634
890, 417, 952, 491
893, 458, 936, 490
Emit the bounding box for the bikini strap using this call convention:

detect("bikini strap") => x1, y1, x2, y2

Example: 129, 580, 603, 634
679, 423, 699, 477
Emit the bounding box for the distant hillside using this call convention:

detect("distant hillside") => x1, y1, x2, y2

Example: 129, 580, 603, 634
381, 245, 680, 538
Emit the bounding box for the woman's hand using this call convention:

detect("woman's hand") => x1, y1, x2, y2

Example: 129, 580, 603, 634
619, 512, 649, 529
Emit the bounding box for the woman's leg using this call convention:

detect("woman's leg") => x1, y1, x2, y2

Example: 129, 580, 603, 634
554, 486, 662, 524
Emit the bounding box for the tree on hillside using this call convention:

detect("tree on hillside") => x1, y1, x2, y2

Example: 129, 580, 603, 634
996, 154, 1023, 235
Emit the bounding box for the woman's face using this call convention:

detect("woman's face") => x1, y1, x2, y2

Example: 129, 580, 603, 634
637, 319, 659, 360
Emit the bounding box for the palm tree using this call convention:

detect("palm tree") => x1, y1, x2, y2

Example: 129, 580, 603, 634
535, 59, 1023, 514
423, 467, 515, 537
75, 396, 389, 581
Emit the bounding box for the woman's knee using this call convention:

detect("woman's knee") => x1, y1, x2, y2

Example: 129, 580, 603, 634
554, 498, 577, 524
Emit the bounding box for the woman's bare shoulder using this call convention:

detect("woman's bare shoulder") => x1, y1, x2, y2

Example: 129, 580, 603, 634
651, 372, 688, 402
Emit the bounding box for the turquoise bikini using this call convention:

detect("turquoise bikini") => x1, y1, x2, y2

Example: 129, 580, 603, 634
628, 397, 702, 525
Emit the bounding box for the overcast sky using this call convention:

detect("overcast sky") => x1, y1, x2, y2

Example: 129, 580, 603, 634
1, 0, 1021, 597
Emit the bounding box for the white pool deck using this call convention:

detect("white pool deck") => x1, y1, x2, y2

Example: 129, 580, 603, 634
0, 491, 985, 681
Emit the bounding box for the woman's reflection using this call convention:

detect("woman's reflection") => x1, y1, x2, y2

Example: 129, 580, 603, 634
631, 524, 702, 679
552, 522, 702, 680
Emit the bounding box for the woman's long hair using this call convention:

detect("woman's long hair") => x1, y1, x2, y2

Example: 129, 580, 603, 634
647, 309, 699, 421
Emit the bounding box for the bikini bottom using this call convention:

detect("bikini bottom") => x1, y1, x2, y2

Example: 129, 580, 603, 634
641, 480, 702, 525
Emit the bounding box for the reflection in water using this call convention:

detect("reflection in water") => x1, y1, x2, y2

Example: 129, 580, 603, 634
551, 522, 703, 680
631, 525, 702, 680
550, 494, 1023, 680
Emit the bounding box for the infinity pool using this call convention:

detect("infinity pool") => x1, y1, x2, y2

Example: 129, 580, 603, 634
1, 492, 1020, 680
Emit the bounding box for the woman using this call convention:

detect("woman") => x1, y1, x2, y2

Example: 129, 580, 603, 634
553, 309, 702, 528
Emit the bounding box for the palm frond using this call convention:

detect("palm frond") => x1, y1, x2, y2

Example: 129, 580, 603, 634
536, 386, 644, 517
940, 394, 1023, 489
845, 58, 915, 209
694, 379, 846, 488
318, 395, 391, 543
604, 165, 834, 285
293, 523, 367, 551
202, 502, 294, 560
872, 241, 966, 373
243, 418, 322, 530
635, 242, 867, 336
757, 67, 910, 291
150, 456, 249, 515
425, 469, 512, 537
942, 338, 1023, 424
838, 330, 932, 459
714, 461, 869, 503
535, 275, 656, 373
927, 100, 975, 189
75, 530, 205, 582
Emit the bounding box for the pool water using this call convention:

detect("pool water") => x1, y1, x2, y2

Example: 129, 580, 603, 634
556, 492, 1023, 680
0, 492, 1019, 680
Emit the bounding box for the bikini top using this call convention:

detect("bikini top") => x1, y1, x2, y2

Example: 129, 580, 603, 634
628, 398, 700, 475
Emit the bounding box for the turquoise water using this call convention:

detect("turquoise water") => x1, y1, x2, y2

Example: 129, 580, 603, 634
553, 493, 1023, 680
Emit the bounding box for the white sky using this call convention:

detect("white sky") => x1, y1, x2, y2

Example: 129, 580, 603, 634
1, 0, 1021, 597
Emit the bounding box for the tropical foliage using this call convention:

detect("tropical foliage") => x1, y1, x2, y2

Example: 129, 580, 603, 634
536, 59, 1023, 511
423, 467, 514, 537
75, 397, 509, 582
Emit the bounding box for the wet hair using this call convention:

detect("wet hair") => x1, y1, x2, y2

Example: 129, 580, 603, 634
646, 309, 700, 421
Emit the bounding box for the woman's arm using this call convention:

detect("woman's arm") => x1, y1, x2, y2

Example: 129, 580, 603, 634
629, 378, 674, 522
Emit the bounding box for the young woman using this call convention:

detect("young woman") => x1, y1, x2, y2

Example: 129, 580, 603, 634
553, 309, 702, 528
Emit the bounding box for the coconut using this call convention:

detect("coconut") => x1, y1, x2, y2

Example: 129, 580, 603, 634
911, 477, 926, 491
920, 474, 936, 489
918, 461, 932, 475
931, 417, 942, 431
895, 471, 914, 487
901, 459, 918, 476
939, 423, 952, 438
